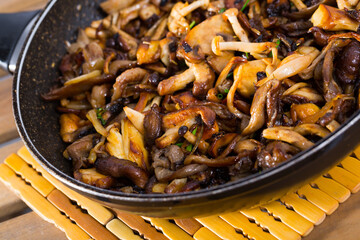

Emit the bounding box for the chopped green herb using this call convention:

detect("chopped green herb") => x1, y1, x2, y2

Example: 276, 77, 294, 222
96, 108, 106, 125
217, 93, 224, 100
268, 51, 273, 58
186, 144, 193, 152
189, 21, 196, 29
245, 52, 249, 59
192, 127, 197, 135
276, 39, 281, 48
176, 143, 183, 147
227, 72, 233, 78
224, 89, 229, 94
219, 7, 226, 13
240, 0, 250, 12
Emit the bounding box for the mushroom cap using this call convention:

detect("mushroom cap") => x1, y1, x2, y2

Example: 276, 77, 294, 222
222, 8, 239, 21
180, 14, 234, 63
212, 36, 225, 56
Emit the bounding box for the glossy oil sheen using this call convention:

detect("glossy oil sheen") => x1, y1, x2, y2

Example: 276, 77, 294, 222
13, 0, 360, 218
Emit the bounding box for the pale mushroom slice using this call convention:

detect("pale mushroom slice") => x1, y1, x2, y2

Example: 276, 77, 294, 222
121, 119, 150, 170
235, 60, 267, 98
262, 127, 315, 151
311, 4, 360, 32
336, 0, 359, 10
123, 107, 145, 134
179, 14, 234, 63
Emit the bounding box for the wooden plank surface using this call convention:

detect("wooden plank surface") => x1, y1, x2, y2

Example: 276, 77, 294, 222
0, 140, 28, 221
0, 211, 67, 240
0, 77, 18, 144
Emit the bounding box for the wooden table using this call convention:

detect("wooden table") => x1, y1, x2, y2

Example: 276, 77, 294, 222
1, 0, 360, 239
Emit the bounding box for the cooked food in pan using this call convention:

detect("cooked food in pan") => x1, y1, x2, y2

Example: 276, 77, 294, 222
43, 0, 360, 194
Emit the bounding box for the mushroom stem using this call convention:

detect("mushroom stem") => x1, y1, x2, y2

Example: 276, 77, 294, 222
223, 8, 249, 42
212, 36, 276, 56
219, 41, 275, 53
179, 0, 209, 16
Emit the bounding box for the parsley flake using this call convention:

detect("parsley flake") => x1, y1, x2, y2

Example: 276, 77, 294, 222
219, 8, 226, 13
96, 108, 106, 125
240, 0, 250, 12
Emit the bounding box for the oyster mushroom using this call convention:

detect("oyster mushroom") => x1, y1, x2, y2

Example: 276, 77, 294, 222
242, 80, 278, 136
123, 107, 145, 134
257, 46, 320, 86
262, 127, 314, 151
121, 119, 150, 170
294, 124, 331, 138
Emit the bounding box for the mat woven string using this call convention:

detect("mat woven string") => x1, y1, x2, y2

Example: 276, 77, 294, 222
1, 146, 360, 240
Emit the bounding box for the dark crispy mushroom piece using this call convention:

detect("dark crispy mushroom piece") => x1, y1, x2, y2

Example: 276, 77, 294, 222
322, 41, 348, 101
65, 134, 101, 171
335, 40, 360, 86
257, 141, 300, 170
266, 79, 283, 127
143, 104, 162, 147
308, 27, 332, 47
42, 74, 115, 101
95, 156, 149, 188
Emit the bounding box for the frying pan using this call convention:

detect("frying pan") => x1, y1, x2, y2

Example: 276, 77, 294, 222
2, 0, 360, 218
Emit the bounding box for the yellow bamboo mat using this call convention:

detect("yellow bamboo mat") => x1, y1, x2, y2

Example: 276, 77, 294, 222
1, 146, 360, 240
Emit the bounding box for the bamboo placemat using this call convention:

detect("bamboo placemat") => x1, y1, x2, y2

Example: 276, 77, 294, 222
1, 146, 360, 240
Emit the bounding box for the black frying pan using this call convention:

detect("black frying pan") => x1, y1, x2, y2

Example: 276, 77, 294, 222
3, 0, 360, 218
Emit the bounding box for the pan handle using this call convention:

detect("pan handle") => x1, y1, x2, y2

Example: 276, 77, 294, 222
0, 10, 40, 74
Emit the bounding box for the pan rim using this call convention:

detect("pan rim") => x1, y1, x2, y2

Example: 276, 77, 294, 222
12, 0, 360, 204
